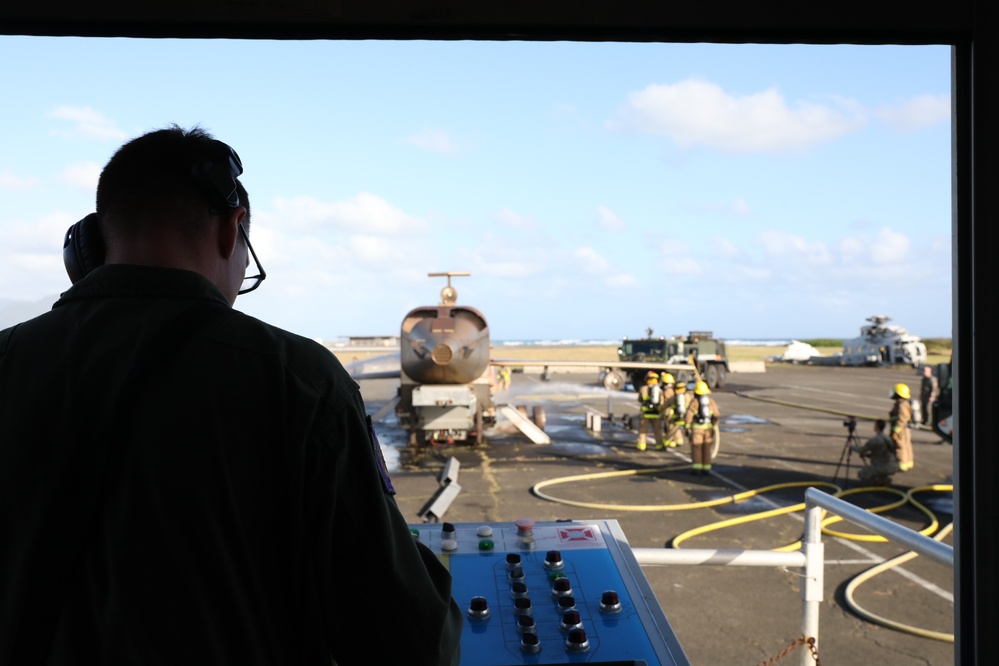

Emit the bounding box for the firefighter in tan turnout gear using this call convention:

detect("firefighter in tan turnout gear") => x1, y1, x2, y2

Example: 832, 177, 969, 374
890, 383, 915, 471
636, 371, 665, 451
684, 381, 720, 475
661, 374, 685, 449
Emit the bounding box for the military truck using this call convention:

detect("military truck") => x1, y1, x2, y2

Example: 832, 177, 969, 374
618, 329, 730, 390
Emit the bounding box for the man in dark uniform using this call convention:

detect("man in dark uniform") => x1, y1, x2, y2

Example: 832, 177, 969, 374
684, 380, 720, 475
919, 366, 939, 425
851, 419, 901, 485
0, 126, 461, 665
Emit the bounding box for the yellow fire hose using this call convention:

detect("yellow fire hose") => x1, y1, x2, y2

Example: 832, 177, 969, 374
530, 470, 954, 641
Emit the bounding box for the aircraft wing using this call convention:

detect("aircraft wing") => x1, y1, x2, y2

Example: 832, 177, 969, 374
344, 353, 697, 381
490, 359, 695, 371
348, 369, 403, 380
341, 351, 402, 381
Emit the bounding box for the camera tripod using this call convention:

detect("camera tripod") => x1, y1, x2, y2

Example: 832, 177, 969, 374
833, 417, 865, 487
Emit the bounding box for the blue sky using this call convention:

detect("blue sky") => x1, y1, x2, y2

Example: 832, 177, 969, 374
0, 38, 952, 341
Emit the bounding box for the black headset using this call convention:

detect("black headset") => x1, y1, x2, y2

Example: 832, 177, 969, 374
62, 140, 244, 285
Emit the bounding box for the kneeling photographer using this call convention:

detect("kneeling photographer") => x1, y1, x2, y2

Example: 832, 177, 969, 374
850, 419, 901, 486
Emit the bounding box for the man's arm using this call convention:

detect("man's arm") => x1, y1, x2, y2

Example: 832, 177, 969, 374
314, 389, 462, 666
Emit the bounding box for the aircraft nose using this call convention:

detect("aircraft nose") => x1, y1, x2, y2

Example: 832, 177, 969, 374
432, 342, 455, 365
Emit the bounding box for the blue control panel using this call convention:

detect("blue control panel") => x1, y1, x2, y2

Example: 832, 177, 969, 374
409, 519, 689, 666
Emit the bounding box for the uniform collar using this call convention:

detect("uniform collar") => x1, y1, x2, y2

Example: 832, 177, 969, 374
54, 265, 231, 308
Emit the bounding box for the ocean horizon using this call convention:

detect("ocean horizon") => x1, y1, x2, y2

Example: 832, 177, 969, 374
493, 338, 795, 347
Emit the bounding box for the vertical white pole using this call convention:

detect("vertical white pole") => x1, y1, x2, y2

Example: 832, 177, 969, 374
800, 502, 824, 666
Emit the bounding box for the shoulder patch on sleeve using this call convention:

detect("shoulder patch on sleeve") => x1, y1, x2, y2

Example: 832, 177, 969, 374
366, 415, 396, 495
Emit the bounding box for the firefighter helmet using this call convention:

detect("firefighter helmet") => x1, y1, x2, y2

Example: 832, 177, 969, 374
646, 371, 659, 383
660, 372, 675, 385
694, 380, 711, 395
893, 383, 911, 400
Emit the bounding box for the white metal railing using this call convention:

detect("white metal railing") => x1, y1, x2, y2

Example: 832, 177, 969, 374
632, 487, 954, 666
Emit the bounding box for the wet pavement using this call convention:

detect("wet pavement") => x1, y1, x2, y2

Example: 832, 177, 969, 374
358, 364, 955, 665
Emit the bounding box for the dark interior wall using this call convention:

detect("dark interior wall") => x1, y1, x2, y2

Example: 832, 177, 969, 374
1, 1, 990, 662
0, 0, 977, 42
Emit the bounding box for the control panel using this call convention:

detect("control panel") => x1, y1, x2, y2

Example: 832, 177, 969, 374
409, 519, 689, 666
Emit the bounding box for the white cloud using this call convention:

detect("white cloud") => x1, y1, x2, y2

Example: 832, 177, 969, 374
663, 256, 702, 275
734, 265, 772, 281
236, 207, 441, 307
760, 230, 834, 265
465, 257, 541, 278
609, 78, 866, 153
840, 226, 911, 265
606, 273, 638, 288
454, 232, 550, 279
874, 94, 951, 132
596, 205, 626, 231
404, 128, 464, 156
0, 172, 39, 190
712, 237, 742, 259
59, 161, 102, 190
47, 106, 128, 140
691, 197, 752, 216
347, 234, 409, 262
0, 211, 78, 299
573, 246, 610, 274
493, 209, 536, 228
271, 192, 424, 234
657, 239, 702, 274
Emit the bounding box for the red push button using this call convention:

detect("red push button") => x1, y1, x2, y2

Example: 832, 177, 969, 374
565, 628, 590, 652
467, 596, 490, 620
600, 590, 622, 613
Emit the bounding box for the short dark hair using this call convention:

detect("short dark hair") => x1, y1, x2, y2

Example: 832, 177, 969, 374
96, 125, 244, 234
874, 419, 886, 431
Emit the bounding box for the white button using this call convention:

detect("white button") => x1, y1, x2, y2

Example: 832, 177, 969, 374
441, 539, 458, 552
477, 526, 493, 537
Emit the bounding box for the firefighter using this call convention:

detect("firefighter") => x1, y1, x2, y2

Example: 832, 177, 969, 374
851, 419, 901, 486
659, 372, 677, 411
497, 365, 512, 392
890, 383, 915, 471
684, 380, 720, 475
636, 370, 665, 451
661, 374, 684, 449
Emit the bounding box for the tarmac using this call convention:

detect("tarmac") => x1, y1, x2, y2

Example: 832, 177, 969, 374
358, 363, 955, 666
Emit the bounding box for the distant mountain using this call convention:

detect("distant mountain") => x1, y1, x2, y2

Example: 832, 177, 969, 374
0, 295, 59, 329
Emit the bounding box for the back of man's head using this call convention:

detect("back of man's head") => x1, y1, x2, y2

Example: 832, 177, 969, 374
874, 419, 886, 433
96, 125, 243, 238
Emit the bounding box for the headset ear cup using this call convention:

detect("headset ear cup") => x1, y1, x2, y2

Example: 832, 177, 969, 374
63, 213, 106, 284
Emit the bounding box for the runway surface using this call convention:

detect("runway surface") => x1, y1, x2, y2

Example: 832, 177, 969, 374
358, 363, 955, 665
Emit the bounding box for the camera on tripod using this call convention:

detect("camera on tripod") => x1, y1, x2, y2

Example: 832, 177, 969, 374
834, 416, 862, 486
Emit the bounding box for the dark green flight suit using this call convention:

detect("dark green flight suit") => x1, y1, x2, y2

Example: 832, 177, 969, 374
0, 265, 461, 665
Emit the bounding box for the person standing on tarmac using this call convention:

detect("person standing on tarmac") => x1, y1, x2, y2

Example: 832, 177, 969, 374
890, 382, 915, 471
659, 372, 676, 414
851, 419, 901, 486
664, 382, 690, 449
637, 370, 666, 451
658, 373, 680, 449
684, 380, 720, 475
497, 365, 512, 392
919, 366, 938, 426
